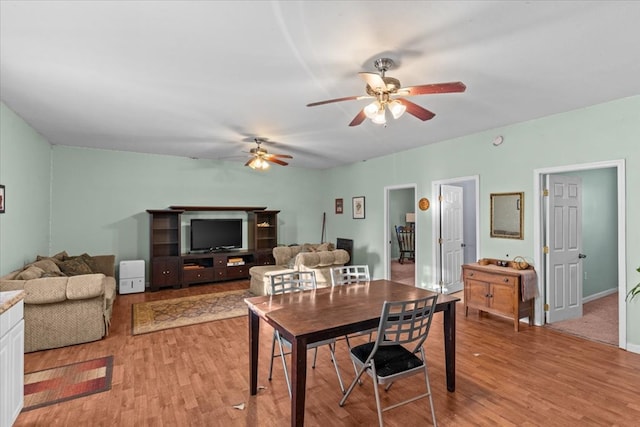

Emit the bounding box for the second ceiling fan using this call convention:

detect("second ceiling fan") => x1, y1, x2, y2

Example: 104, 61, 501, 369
307, 58, 466, 126
244, 138, 292, 170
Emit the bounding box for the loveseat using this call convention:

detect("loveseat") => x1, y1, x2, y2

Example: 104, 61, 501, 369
0, 252, 116, 352
249, 243, 350, 296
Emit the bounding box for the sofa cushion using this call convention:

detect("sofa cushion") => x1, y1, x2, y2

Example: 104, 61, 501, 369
23, 277, 68, 304
58, 256, 94, 276
15, 266, 45, 280
67, 274, 105, 300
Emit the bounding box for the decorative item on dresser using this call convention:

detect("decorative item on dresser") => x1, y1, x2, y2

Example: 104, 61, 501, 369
463, 259, 538, 331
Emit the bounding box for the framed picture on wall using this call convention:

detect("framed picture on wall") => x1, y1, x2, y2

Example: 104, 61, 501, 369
0, 185, 4, 214
352, 196, 365, 219
335, 198, 343, 214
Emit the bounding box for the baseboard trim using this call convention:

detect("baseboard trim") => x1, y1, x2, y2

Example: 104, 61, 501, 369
583, 287, 617, 304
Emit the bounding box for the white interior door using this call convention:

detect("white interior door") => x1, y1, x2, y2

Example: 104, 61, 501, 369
545, 174, 583, 323
440, 185, 464, 293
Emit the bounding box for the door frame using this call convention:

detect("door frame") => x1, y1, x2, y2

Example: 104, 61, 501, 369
431, 175, 480, 291
384, 184, 417, 285
533, 159, 626, 349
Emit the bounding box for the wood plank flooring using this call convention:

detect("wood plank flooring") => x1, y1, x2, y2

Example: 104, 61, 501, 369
15, 280, 640, 426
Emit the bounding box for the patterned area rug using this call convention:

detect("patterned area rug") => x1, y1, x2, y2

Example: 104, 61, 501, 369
132, 289, 252, 335
23, 356, 113, 411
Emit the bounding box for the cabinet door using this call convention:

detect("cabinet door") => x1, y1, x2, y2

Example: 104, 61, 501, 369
489, 282, 515, 315
466, 278, 489, 308
152, 257, 181, 288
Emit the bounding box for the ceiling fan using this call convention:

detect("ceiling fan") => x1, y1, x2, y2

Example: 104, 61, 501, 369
244, 138, 292, 170
307, 58, 466, 126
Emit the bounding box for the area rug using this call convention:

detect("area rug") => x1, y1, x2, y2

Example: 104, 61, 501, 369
132, 289, 252, 335
23, 356, 113, 411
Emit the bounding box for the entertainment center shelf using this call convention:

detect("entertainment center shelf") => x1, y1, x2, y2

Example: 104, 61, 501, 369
182, 251, 255, 286
147, 207, 279, 291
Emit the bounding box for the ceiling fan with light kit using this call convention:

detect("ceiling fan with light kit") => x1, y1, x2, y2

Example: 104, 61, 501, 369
307, 58, 466, 126
244, 138, 292, 170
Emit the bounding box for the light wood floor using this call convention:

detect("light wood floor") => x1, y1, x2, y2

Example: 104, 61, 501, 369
16, 280, 640, 426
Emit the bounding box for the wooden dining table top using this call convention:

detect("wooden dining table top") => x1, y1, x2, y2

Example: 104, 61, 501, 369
245, 279, 460, 339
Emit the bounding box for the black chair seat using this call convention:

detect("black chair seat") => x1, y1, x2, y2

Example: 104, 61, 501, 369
351, 342, 424, 378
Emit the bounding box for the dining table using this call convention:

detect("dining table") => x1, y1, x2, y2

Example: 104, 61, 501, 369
245, 279, 460, 427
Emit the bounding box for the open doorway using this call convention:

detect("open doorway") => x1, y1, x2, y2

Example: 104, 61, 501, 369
431, 176, 479, 293
384, 184, 416, 286
533, 160, 626, 349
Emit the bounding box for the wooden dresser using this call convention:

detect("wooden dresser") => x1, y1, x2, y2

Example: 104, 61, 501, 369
462, 262, 535, 331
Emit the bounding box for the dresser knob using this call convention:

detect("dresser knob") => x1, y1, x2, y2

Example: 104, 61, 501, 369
504, 278, 509, 282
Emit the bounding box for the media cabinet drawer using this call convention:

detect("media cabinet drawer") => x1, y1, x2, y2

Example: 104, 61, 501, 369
183, 268, 215, 283
226, 265, 251, 279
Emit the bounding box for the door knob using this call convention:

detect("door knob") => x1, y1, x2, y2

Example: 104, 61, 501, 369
578, 253, 587, 259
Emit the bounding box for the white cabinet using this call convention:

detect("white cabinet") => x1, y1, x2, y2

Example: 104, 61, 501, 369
1, 295, 24, 427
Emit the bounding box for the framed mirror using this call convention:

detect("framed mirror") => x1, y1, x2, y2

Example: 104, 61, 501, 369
490, 192, 524, 239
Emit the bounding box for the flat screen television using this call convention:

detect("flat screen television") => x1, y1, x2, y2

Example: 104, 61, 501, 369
190, 219, 242, 252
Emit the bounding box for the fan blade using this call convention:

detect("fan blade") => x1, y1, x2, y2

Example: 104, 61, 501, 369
398, 99, 436, 121
348, 109, 367, 127
358, 72, 387, 92
398, 81, 466, 96
244, 158, 254, 167
268, 153, 293, 159
307, 95, 361, 107
267, 157, 288, 166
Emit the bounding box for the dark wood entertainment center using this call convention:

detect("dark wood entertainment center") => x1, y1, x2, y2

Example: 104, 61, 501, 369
147, 206, 279, 291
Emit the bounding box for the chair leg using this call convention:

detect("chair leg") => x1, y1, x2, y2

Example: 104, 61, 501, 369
339, 363, 368, 407
327, 342, 345, 394
312, 347, 318, 369
268, 332, 277, 381
370, 365, 384, 427
275, 331, 292, 398
422, 357, 437, 427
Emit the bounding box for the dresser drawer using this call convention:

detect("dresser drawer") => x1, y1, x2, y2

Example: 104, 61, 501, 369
464, 269, 517, 286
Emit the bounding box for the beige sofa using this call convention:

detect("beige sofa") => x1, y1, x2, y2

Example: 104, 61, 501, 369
249, 244, 350, 296
0, 253, 116, 352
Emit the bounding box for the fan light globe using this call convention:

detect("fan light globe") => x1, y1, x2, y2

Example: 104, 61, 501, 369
372, 109, 387, 125
389, 100, 407, 119
364, 101, 380, 119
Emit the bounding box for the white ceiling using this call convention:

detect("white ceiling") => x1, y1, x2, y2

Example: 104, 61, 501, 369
2, 1, 639, 169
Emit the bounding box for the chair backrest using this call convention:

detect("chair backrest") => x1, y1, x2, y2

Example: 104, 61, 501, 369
374, 295, 438, 353
395, 225, 415, 251
269, 270, 317, 295
330, 265, 370, 286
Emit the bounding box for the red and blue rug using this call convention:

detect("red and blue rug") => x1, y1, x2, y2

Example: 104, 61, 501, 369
23, 356, 113, 411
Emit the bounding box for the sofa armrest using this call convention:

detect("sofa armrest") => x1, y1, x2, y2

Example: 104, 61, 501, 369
67, 274, 105, 300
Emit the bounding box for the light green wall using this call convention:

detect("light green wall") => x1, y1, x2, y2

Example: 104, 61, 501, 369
0, 102, 51, 273
560, 168, 618, 298
49, 146, 325, 267
1, 96, 639, 348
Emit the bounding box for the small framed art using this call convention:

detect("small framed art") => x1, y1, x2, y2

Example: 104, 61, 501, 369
0, 185, 4, 214
352, 196, 365, 219
335, 198, 343, 214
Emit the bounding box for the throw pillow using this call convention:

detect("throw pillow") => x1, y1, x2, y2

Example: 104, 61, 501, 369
58, 257, 93, 276
78, 253, 99, 273
36, 251, 68, 262
15, 266, 45, 280
28, 259, 62, 275
316, 243, 331, 252
287, 256, 296, 269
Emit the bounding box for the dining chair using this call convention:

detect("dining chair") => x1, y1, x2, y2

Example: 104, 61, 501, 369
330, 265, 370, 285
267, 270, 345, 397
339, 294, 439, 427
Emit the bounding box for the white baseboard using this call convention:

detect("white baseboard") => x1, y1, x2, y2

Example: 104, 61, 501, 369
582, 287, 617, 304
